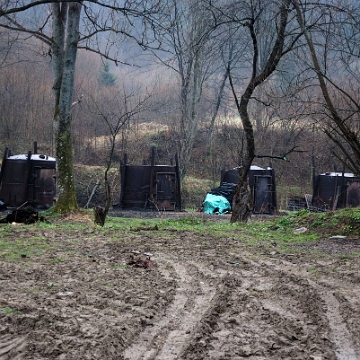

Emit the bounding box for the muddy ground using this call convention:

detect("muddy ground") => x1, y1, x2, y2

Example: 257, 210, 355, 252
1, 211, 360, 360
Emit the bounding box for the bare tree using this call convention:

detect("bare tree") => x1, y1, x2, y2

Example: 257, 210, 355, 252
88, 86, 152, 225
0, 32, 53, 152
0, 0, 162, 212
219, 0, 299, 222
292, 0, 360, 177
149, 0, 219, 180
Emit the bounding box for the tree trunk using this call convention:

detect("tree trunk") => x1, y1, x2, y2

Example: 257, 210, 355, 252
52, 2, 81, 212
229, 0, 291, 222
207, 68, 228, 153
230, 95, 255, 223
94, 156, 112, 226
230, 165, 253, 223
178, 25, 205, 180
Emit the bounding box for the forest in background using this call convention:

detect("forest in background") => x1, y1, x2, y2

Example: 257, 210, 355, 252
1, 0, 359, 211
0, 43, 335, 210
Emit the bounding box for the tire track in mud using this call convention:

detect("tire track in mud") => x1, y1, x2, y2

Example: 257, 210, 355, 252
123, 250, 358, 360
0, 334, 27, 360
249, 254, 360, 360
167, 253, 358, 359
123, 258, 221, 360
318, 287, 359, 360
176, 256, 336, 360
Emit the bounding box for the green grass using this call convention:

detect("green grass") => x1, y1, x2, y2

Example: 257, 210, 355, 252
1, 208, 360, 261
277, 208, 360, 236
0, 234, 49, 260
0, 306, 20, 315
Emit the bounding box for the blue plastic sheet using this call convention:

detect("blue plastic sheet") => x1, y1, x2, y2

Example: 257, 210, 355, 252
202, 193, 231, 215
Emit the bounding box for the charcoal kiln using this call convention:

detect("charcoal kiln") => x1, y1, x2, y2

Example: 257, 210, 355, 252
312, 172, 360, 210
119, 148, 181, 211
0, 143, 56, 208
220, 165, 277, 214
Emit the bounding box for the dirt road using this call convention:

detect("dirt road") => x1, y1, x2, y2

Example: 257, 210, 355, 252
1, 214, 360, 359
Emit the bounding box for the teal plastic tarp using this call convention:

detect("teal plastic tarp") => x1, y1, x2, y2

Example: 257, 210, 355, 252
202, 193, 231, 215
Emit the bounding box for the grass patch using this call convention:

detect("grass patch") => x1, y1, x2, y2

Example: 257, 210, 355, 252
1, 207, 360, 259
0, 306, 20, 315
276, 208, 360, 236
0, 235, 49, 260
